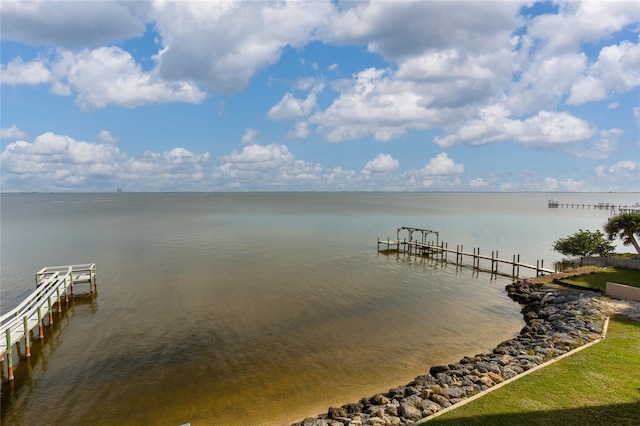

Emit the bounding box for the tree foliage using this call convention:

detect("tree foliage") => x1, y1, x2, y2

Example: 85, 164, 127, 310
552, 229, 616, 259
604, 212, 640, 254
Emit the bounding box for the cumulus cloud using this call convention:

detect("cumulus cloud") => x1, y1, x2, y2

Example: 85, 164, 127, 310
153, 1, 334, 93
286, 122, 310, 140
434, 106, 597, 148
469, 177, 490, 189
576, 129, 622, 160
1, 57, 52, 85
0, 125, 27, 140
241, 128, 260, 145
363, 153, 399, 173
310, 67, 441, 142
0, 132, 209, 192
268, 91, 318, 120
506, 53, 587, 115
98, 130, 119, 144
595, 160, 639, 181
0, 0, 148, 49
213, 143, 360, 191
64, 47, 207, 110
568, 41, 640, 105
542, 177, 588, 192
419, 153, 464, 176
525, 1, 638, 54
329, 1, 521, 60
3, 47, 208, 110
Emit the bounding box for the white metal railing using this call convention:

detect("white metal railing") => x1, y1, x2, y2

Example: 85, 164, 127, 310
1, 264, 96, 380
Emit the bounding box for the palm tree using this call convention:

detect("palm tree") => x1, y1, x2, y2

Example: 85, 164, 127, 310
604, 212, 640, 254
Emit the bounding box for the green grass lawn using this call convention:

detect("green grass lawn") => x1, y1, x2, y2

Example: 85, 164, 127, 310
427, 319, 640, 425
558, 268, 640, 292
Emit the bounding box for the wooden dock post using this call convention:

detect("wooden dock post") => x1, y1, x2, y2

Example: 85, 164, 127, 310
23, 317, 30, 358
64, 276, 69, 303
491, 251, 496, 274
5, 329, 14, 381
47, 296, 54, 325
38, 306, 44, 339
56, 287, 62, 312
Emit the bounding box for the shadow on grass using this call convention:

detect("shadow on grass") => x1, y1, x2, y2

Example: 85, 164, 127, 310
428, 402, 640, 426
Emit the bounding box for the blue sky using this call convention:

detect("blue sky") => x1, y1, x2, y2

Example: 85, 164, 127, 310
1, 0, 639, 192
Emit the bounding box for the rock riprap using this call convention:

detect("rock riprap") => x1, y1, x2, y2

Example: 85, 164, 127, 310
293, 280, 605, 426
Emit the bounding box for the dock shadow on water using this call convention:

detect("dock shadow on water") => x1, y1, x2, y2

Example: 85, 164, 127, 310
1, 294, 98, 424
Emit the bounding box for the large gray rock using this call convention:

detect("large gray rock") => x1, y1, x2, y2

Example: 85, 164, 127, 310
398, 402, 422, 420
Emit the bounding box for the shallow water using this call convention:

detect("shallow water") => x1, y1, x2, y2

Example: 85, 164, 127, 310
1, 192, 635, 425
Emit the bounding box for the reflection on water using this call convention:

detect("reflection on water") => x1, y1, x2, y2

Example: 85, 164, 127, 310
1, 192, 634, 425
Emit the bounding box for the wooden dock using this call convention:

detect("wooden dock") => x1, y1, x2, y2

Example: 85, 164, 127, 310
378, 227, 555, 278
0, 264, 96, 381
548, 199, 639, 213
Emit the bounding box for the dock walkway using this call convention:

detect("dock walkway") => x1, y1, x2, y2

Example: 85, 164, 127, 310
378, 227, 555, 277
0, 264, 96, 381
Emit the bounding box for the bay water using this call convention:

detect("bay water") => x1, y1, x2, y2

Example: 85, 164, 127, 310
1, 192, 635, 425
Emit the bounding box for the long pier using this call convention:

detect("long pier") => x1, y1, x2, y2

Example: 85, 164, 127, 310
0, 264, 96, 381
378, 227, 554, 278
547, 199, 639, 214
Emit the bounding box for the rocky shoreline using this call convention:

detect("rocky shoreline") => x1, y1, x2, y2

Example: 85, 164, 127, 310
293, 280, 606, 426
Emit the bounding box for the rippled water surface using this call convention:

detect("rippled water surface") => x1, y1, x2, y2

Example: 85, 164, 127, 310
1, 192, 635, 425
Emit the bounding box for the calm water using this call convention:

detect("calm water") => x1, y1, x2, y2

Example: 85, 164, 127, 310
1, 192, 636, 425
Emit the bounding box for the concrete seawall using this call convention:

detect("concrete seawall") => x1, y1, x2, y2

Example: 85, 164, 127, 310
583, 256, 640, 270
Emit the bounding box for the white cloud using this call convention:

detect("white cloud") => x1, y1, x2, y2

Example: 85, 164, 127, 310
469, 178, 489, 189
595, 160, 639, 180
542, 177, 587, 192
395, 49, 497, 82
63, 47, 207, 110
153, 1, 334, 93
419, 153, 464, 176
329, 1, 521, 60
576, 129, 622, 160
568, 41, 640, 105
1, 57, 52, 85
363, 154, 399, 173
526, 1, 638, 54
268, 91, 318, 120
434, 106, 597, 148
310, 67, 441, 142
98, 130, 119, 144
286, 122, 310, 140
0, 132, 209, 192
0, 0, 148, 49
0, 125, 27, 140
213, 143, 360, 191
607, 102, 620, 109
241, 128, 260, 145
218, 144, 295, 171
635, 107, 640, 127
506, 53, 587, 115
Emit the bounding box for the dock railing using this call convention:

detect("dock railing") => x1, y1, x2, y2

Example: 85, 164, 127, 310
378, 234, 555, 278
1, 264, 96, 381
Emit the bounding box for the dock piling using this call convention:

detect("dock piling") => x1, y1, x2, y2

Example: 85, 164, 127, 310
377, 228, 554, 278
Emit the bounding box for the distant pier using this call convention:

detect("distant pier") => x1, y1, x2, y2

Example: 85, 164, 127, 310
378, 227, 554, 278
547, 199, 639, 214
0, 264, 96, 381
